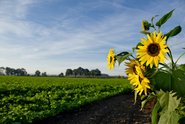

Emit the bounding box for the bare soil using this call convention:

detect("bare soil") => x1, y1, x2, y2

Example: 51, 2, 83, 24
34, 93, 152, 124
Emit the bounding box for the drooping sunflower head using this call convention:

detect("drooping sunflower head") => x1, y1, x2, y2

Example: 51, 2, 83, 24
107, 48, 116, 70
135, 76, 150, 96
137, 32, 169, 68
128, 73, 150, 96
125, 59, 145, 76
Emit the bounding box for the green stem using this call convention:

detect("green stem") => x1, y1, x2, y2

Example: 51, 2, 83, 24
167, 47, 175, 71
149, 68, 158, 78
175, 51, 185, 64
130, 54, 136, 59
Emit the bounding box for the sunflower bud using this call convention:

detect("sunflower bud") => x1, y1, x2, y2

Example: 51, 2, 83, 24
141, 20, 151, 31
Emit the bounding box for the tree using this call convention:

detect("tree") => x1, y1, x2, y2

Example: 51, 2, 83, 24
73, 69, 78, 77
90, 69, 101, 77
65, 69, 73, 76
58, 72, 64, 77
5, 67, 15, 75
15, 68, 27, 76
41, 72, 47, 77
35, 70, 41, 76
84, 69, 90, 76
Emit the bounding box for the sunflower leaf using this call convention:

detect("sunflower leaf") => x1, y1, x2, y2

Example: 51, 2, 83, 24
156, 9, 175, 27
157, 90, 181, 124
172, 69, 185, 97
136, 42, 143, 49
116, 52, 131, 65
165, 26, 182, 40
152, 101, 161, 124
152, 71, 172, 91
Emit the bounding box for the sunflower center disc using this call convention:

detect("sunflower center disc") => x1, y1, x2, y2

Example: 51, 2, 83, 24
147, 43, 160, 56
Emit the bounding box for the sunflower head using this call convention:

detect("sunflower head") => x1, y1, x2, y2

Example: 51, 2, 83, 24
107, 48, 116, 70
125, 59, 145, 76
128, 73, 150, 96
137, 32, 169, 68
134, 76, 150, 95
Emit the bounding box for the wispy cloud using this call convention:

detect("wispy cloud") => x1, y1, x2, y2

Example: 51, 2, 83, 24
0, 0, 184, 75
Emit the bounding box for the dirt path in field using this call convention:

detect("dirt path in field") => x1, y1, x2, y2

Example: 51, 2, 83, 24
34, 93, 152, 124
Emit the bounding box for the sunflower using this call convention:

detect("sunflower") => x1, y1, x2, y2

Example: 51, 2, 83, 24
137, 32, 169, 68
125, 59, 145, 76
134, 76, 150, 95
107, 48, 116, 70
127, 61, 145, 87
141, 20, 150, 31
128, 73, 140, 87
128, 73, 150, 95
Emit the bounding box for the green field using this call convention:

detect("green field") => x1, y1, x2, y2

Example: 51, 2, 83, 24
0, 76, 131, 123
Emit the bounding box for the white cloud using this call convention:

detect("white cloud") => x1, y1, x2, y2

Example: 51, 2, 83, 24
0, 0, 184, 75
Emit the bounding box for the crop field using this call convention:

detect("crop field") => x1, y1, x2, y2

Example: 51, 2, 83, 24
0, 76, 131, 123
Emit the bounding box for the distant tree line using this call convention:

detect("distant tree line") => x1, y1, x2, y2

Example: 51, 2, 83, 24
0, 66, 104, 77
0, 67, 27, 76
0, 67, 48, 77
65, 67, 101, 77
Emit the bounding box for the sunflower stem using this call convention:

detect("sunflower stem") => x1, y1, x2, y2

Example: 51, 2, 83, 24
175, 51, 185, 64
167, 47, 175, 71
130, 55, 136, 59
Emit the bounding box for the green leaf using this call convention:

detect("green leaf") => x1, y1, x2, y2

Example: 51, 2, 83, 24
116, 52, 131, 65
152, 71, 172, 91
142, 20, 151, 31
135, 42, 143, 49
157, 91, 181, 112
152, 101, 161, 124
178, 64, 185, 71
156, 9, 175, 27
158, 111, 181, 124
165, 26, 182, 40
157, 90, 181, 124
172, 69, 185, 97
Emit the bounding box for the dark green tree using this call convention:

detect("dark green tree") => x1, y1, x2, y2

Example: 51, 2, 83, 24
41, 72, 47, 77
58, 72, 64, 77
35, 70, 41, 76
65, 69, 73, 76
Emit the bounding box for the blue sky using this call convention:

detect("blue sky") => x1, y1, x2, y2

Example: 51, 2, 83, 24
0, 0, 185, 75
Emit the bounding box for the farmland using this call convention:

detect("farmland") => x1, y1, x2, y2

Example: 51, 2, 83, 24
0, 76, 131, 123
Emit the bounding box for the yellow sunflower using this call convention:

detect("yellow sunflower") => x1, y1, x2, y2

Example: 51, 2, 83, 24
107, 48, 116, 70
127, 61, 145, 87
135, 76, 150, 95
137, 32, 169, 68
128, 73, 139, 87
128, 73, 150, 95
125, 59, 145, 76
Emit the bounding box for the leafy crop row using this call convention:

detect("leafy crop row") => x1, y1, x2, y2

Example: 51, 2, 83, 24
0, 76, 131, 123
